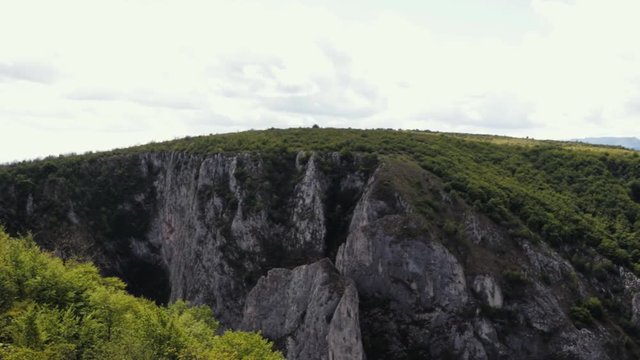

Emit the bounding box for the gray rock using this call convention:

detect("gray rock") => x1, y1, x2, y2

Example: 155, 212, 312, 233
338, 214, 468, 313
472, 275, 503, 309
143, 150, 374, 338
554, 328, 611, 360
337, 166, 467, 312
522, 241, 576, 285
146, 152, 250, 325
1, 151, 635, 360
241, 259, 364, 360
632, 293, 640, 327
25, 193, 34, 216
618, 269, 640, 329
473, 318, 507, 358
290, 154, 327, 256
463, 212, 503, 246
452, 324, 488, 360
327, 282, 365, 360
519, 283, 567, 333
336, 162, 476, 358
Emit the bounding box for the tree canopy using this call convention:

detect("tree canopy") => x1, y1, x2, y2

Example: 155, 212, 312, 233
0, 228, 283, 360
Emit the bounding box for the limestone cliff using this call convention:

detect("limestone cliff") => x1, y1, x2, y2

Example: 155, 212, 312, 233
0, 148, 639, 359
240, 259, 364, 360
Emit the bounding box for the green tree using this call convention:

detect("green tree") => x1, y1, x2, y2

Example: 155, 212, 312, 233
0, 229, 282, 360
210, 331, 284, 360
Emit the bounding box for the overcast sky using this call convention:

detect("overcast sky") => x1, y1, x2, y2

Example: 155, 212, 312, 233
1, 0, 640, 163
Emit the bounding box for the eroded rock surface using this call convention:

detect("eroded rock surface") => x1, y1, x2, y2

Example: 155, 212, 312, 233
241, 259, 364, 360
0, 151, 636, 359
472, 275, 503, 309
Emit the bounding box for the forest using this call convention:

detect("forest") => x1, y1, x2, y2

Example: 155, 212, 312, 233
3, 128, 640, 358
0, 228, 283, 360
3, 128, 639, 277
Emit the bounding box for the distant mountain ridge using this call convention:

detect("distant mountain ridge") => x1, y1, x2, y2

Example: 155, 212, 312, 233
574, 137, 640, 150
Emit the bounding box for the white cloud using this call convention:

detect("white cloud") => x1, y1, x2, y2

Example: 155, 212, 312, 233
0, 60, 58, 84
1, 0, 640, 162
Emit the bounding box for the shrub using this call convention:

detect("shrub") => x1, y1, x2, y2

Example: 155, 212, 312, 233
582, 296, 604, 319
442, 220, 460, 237
570, 306, 594, 328
570, 297, 605, 328
583, 297, 605, 319
503, 270, 528, 286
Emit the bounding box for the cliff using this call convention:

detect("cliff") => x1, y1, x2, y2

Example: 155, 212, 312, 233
2, 128, 640, 359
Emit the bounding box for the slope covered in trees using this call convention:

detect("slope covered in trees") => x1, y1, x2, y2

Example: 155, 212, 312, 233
0, 228, 283, 360
2, 128, 640, 277
2, 128, 640, 358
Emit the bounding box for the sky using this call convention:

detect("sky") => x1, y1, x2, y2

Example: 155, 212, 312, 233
1, 0, 640, 163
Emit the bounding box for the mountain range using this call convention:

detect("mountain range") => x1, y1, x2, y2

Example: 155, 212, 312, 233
574, 136, 640, 150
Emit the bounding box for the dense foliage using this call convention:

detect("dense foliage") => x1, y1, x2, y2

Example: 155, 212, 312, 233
2, 127, 640, 354
0, 228, 283, 360
3, 128, 639, 279
160, 129, 640, 274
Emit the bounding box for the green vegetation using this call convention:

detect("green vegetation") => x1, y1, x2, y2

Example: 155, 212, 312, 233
2, 127, 640, 285
501, 269, 529, 299
583, 296, 605, 319
502, 269, 528, 286
0, 228, 283, 360
569, 306, 594, 328
570, 297, 605, 328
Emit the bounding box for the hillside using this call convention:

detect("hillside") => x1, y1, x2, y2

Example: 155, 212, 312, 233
1, 128, 640, 359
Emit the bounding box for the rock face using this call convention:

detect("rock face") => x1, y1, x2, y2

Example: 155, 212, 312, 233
335, 160, 617, 359
290, 154, 327, 256
0, 151, 638, 359
327, 281, 365, 360
472, 275, 503, 309
143, 151, 374, 326
240, 259, 364, 360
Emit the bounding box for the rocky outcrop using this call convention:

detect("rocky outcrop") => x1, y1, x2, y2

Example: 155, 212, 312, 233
472, 275, 503, 309
1, 150, 637, 359
633, 294, 640, 327
145, 152, 257, 325
144, 151, 373, 326
289, 154, 327, 257
240, 259, 364, 360
336, 159, 620, 359
327, 282, 365, 360
336, 161, 481, 358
